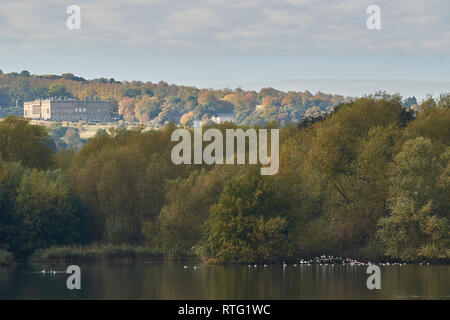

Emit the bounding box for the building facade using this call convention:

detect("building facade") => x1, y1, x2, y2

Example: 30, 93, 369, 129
211, 113, 235, 124
24, 98, 112, 122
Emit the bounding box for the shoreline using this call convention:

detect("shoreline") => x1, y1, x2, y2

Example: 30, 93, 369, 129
17, 246, 448, 266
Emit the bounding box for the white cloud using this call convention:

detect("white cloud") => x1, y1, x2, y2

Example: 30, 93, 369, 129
0, 0, 448, 54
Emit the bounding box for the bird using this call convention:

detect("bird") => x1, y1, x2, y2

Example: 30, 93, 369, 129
40, 269, 46, 274
183, 266, 188, 269
263, 264, 267, 268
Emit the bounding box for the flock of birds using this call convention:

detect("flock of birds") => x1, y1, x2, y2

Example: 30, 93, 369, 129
39, 269, 63, 275
181, 255, 432, 270
184, 265, 200, 270
238, 255, 432, 268
40, 255, 432, 272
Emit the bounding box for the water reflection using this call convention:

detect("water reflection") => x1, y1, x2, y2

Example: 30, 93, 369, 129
0, 263, 448, 299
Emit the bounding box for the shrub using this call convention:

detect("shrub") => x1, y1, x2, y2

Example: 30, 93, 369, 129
0, 249, 14, 266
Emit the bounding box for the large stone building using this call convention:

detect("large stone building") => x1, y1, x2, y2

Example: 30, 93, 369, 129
24, 98, 112, 122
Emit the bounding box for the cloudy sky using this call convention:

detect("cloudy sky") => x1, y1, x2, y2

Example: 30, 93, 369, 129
0, 0, 449, 97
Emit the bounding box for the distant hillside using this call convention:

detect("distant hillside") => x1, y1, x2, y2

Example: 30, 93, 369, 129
0, 70, 352, 125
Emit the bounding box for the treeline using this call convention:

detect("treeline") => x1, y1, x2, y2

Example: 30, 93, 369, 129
0, 70, 354, 125
0, 93, 449, 263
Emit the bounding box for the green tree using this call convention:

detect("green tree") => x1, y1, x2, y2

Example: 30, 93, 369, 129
205, 168, 289, 263
378, 138, 450, 261
12, 169, 85, 257
47, 84, 72, 98
157, 166, 239, 255
0, 117, 53, 169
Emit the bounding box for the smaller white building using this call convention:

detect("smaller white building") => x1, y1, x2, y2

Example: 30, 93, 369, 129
211, 113, 235, 124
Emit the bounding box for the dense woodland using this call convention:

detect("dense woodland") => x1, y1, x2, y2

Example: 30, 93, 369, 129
1, 70, 356, 125
0, 73, 449, 264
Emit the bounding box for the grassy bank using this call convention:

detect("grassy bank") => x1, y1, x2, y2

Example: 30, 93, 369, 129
29, 245, 171, 264
0, 249, 15, 266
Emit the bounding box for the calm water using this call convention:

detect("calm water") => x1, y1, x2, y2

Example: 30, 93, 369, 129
0, 263, 449, 299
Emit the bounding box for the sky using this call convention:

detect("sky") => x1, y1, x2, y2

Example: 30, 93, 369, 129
0, 0, 449, 98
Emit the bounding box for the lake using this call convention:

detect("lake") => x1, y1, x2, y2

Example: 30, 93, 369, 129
0, 263, 448, 299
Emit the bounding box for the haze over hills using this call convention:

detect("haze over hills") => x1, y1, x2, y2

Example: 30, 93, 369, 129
0, 70, 432, 126
0, 70, 353, 126
224, 79, 450, 100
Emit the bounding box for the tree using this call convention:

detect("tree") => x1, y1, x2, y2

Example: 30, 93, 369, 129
405, 105, 450, 152
179, 111, 194, 126
11, 169, 85, 257
419, 95, 437, 112
63, 128, 83, 151
198, 91, 217, 105
158, 97, 186, 124
47, 84, 72, 98
304, 106, 324, 120
157, 167, 239, 255
378, 138, 449, 261
205, 168, 289, 263
135, 95, 161, 123
302, 96, 406, 254
438, 93, 450, 109
0, 165, 15, 248
122, 86, 142, 98
20, 70, 30, 77
0, 117, 53, 169
118, 97, 137, 122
